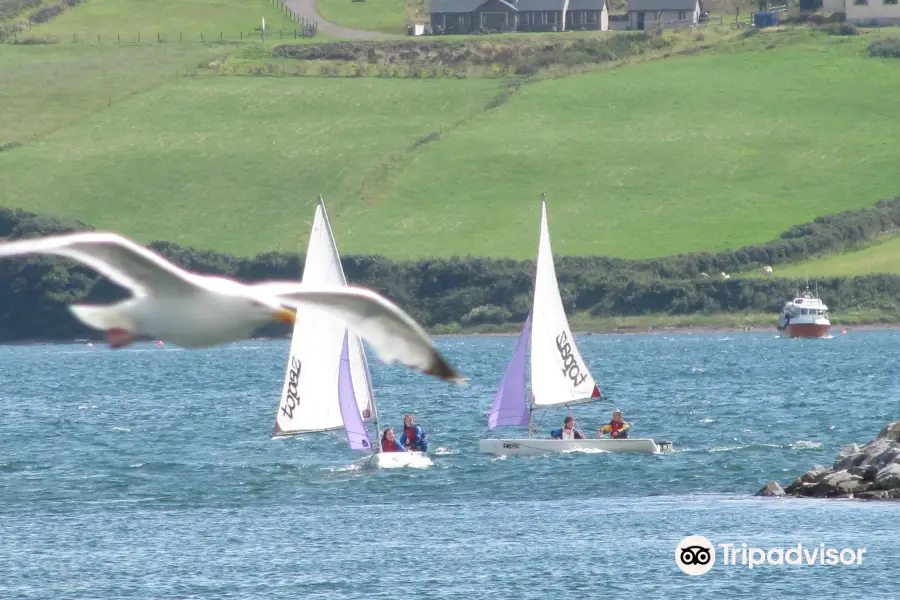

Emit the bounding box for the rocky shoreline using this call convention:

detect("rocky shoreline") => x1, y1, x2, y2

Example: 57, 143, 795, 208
758, 421, 900, 501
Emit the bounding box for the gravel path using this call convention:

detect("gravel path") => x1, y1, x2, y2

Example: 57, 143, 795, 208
282, 0, 393, 39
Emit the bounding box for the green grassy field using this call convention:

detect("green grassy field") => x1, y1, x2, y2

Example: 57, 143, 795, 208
355, 33, 900, 259
1, 70, 504, 255
315, 0, 410, 35
765, 235, 900, 278
0, 43, 217, 144
30, 0, 298, 38
2, 29, 900, 261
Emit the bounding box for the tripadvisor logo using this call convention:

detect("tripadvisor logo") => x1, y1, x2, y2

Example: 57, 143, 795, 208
675, 536, 867, 575
676, 536, 715, 575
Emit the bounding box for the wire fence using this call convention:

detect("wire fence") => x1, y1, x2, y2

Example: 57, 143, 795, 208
2, 27, 318, 44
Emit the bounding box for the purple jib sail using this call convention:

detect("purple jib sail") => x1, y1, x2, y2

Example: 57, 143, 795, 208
488, 312, 532, 430
338, 330, 371, 451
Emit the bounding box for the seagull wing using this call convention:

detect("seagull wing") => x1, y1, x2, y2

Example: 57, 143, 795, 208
0, 232, 198, 296
252, 281, 464, 384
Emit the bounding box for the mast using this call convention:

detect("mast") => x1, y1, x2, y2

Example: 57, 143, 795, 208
318, 195, 381, 454
526, 193, 545, 439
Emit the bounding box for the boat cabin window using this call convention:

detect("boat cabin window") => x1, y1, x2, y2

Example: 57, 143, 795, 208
801, 308, 808, 315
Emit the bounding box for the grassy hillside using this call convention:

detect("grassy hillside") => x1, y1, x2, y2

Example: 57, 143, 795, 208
1, 72, 504, 255
0, 43, 217, 143
29, 0, 299, 38
2, 28, 900, 261
765, 235, 900, 278
363, 33, 900, 259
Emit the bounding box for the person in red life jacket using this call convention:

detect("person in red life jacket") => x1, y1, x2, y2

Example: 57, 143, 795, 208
399, 413, 428, 452
381, 427, 407, 452
597, 409, 630, 439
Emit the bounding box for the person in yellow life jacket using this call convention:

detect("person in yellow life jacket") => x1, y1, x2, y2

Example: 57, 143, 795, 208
597, 409, 630, 439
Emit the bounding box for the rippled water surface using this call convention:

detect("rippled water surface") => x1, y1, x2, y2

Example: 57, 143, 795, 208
2, 331, 899, 598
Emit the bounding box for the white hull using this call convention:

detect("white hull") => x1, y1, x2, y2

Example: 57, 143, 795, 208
351, 451, 433, 470
479, 438, 672, 456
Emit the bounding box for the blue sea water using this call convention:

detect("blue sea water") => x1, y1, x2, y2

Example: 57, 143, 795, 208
1, 330, 899, 599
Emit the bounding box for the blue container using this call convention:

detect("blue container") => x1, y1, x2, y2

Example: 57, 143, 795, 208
754, 11, 779, 27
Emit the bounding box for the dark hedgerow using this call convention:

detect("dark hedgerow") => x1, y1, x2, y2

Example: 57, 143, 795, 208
1, 197, 900, 340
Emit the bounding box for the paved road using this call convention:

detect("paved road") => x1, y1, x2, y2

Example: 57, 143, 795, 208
282, 0, 393, 39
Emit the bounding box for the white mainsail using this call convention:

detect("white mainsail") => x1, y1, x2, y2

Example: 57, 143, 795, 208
529, 200, 601, 409
273, 199, 375, 435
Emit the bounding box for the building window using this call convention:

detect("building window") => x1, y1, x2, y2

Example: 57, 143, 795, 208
520, 12, 530, 24
853, 0, 867, 4
678, 10, 686, 19
885, 0, 898, 4
655, 11, 662, 19
586, 10, 597, 22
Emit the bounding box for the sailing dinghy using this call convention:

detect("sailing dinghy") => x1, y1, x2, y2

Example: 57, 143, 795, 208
478, 199, 673, 456
273, 198, 433, 470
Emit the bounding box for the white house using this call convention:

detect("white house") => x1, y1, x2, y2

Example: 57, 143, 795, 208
826, 0, 900, 25
626, 0, 702, 29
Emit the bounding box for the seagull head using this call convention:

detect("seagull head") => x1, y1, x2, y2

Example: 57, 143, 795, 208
248, 296, 296, 327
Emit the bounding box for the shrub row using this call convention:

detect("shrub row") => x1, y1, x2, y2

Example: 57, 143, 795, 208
0, 198, 899, 340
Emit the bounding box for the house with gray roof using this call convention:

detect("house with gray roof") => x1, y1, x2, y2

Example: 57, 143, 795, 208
430, 0, 608, 34
626, 0, 702, 29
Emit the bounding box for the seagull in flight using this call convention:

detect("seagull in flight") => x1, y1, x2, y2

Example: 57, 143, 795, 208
0, 232, 463, 383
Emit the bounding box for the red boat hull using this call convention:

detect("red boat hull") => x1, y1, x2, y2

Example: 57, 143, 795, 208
787, 323, 830, 339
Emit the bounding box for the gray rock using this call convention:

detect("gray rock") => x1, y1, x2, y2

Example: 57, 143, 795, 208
822, 470, 868, 495
849, 464, 879, 482
774, 422, 900, 501
857, 490, 891, 500
858, 439, 891, 464
876, 421, 900, 442
757, 481, 785, 497
874, 463, 900, 491
833, 444, 860, 470
799, 466, 829, 484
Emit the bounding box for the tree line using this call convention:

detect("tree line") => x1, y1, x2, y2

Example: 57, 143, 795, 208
1, 198, 899, 341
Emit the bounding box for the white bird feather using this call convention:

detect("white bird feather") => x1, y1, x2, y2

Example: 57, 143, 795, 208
0, 232, 464, 383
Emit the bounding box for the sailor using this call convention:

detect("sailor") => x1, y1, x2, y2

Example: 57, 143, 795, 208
380, 427, 407, 452
597, 409, 630, 439
552, 416, 584, 440
399, 414, 428, 452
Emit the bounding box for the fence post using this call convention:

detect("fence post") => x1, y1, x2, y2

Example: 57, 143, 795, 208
138, 32, 140, 42
180, 32, 183, 41
158, 32, 160, 42
117, 33, 120, 42
98, 34, 100, 44
201, 32, 204, 41
220, 32, 223, 41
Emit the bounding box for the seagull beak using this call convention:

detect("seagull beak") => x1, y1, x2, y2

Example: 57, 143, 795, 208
273, 306, 296, 325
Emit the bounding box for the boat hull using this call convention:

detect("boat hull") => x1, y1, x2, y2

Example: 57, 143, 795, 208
786, 323, 830, 338
351, 451, 433, 470
479, 438, 672, 456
